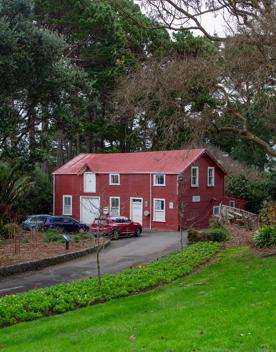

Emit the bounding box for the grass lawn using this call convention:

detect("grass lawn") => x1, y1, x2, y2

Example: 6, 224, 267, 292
1, 247, 276, 352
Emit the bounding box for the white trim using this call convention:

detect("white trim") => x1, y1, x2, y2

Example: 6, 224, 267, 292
109, 173, 120, 185
53, 175, 55, 216
207, 167, 215, 187
153, 174, 166, 186
191, 166, 199, 187
130, 197, 143, 225
80, 196, 101, 224
153, 198, 166, 222
109, 196, 120, 216
62, 195, 72, 216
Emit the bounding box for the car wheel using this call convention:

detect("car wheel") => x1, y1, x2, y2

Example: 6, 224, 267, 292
112, 230, 120, 240
134, 228, 141, 237
79, 228, 85, 233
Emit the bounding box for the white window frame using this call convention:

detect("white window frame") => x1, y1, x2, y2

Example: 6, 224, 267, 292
109, 173, 120, 185
63, 195, 72, 216
229, 200, 236, 208
84, 172, 96, 193
153, 174, 166, 186
153, 198, 166, 222
213, 206, 220, 217
110, 197, 120, 216
207, 167, 215, 187
191, 166, 199, 187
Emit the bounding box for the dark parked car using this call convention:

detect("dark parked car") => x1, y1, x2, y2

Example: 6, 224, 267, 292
43, 216, 89, 233
90, 216, 142, 239
22, 215, 51, 231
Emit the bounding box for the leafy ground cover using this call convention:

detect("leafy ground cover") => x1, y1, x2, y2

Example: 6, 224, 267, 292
1, 246, 276, 351
0, 242, 220, 327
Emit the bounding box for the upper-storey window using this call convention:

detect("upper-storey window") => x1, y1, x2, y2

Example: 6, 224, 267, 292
191, 166, 199, 187
109, 173, 120, 185
153, 174, 166, 186
207, 167, 215, 187
84, 172, 96, 192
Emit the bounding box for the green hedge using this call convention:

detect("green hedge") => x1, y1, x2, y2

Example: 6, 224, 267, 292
254, 225, 276, 248
0, 242, 220, 327
188, 222, 229, 243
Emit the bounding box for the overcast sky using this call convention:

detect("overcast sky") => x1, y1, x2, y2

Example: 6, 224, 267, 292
135, 1, 232, 38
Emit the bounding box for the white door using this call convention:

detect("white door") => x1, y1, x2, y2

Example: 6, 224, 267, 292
130, 198, 143, 224
84, 173, 96, 193
80, 197, 100, 225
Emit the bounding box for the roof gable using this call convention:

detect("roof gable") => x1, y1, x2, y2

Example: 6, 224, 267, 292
53, 149, 226, 175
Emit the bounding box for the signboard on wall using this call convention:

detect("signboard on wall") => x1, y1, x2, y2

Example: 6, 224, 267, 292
103, 207, 109, 215
192, 196, 201, 203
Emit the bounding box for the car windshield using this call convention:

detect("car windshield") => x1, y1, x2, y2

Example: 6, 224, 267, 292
27, 216, 47, 223
111, 217, 129, 223
94, 219, 107, 225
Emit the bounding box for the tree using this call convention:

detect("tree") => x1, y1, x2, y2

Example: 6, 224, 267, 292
121, 1, 276, 158
0, 162, 33, 225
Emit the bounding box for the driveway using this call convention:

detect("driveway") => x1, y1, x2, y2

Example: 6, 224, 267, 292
0, 231, 187, 296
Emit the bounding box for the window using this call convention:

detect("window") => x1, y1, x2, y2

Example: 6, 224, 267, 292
84, 173, 96, 192
94, 218, 108, 225
229, 200, 235, 208
63, 195, 72, 216
213, 206, 220, 216
109, 173, 120, 185
153, 174, 166, 186
110, 197, 120, 216
191, 167, 199, 187
207, 167, 215, 187
153, 198, 166, 222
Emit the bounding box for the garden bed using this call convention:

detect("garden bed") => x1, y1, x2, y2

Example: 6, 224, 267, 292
224, 223, 276, 257
0, 242, 221, 327
0, 231, 105, 267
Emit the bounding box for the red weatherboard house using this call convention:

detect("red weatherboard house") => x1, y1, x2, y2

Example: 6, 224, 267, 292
53, 148, 238, 230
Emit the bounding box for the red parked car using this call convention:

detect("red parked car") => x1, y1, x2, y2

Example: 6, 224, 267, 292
90, 217, 142, 239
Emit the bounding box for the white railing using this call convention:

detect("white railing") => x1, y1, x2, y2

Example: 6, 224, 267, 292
219, 204, 259, 230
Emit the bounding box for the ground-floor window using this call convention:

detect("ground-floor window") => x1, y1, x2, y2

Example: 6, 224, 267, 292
213, 205, 220, 217
153, 198, 165, 222
110, 197, 120, 216
63, 195, 72, 215
229, 200, 235, 208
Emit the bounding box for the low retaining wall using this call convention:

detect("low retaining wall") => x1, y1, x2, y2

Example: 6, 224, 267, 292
0, 240, 110, 278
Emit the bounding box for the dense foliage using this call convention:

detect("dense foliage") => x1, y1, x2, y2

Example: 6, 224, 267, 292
0, 0, 275, 220
188, 220, 229, 243
226, 174, 276, 213
254, 226, 276, 248
0, 242, 220, 326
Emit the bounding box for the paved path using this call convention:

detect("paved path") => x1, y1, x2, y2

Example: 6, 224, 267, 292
0, 231, 187, 296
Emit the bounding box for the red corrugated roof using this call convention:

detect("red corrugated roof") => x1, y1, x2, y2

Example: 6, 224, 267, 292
53, 149, 217, 174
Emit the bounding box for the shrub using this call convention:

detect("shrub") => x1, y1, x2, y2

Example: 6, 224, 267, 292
0, 242, 220, 327
205, 228, 229, 242
254, 225, 276, 248
187, 228, 205, 243
188, 222, 229, 243
209, 216, 223, 229
0, 223, 21, 239
259, 201, 276, 225
43, 229, 64, 243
